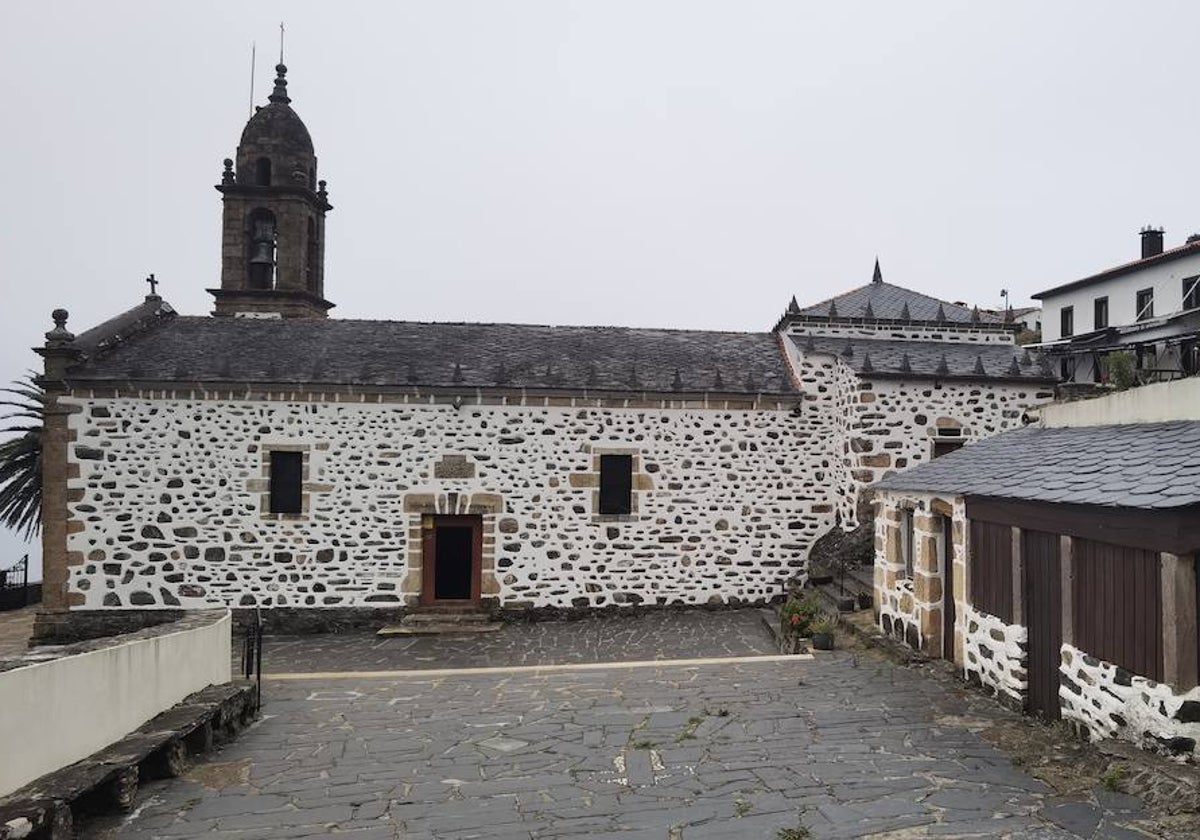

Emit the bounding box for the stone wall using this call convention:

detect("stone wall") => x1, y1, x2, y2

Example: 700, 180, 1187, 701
62, 396, 836, 611
1060, 644, 1200, 759
873, 492, 967, 660
963, 604, 1027, 707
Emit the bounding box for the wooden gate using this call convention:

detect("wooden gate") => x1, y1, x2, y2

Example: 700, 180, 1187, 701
1022, 529, 1062, 721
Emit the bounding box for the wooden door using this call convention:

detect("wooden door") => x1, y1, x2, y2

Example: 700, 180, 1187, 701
1023, 529, 1062, 721
420, 515, 483, 607
942, 515, 956, 662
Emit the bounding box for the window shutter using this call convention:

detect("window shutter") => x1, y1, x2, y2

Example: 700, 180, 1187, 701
599, 455, 633, 515
269, 451, 304, 514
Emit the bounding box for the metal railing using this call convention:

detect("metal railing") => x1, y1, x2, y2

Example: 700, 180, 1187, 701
240, 607, 264, 711
0, 555, 30, 611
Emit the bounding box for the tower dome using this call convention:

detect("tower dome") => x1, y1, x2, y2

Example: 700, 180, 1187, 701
235, 64, 317, 190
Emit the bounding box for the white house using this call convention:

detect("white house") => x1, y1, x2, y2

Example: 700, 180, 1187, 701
1034, 227, 1200, 384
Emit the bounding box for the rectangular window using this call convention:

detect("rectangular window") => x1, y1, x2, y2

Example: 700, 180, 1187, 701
1093, 296, 1108, 330
269, 450, 303, 514
901, 509, 915, 579
1059, 356, 1076, 381
968, 520, 1014, 622
932, 439, 965, 459
1136, 288, 1154, 321
1183, 276, 1200, 311
598, 454, 633, 515
1059, 305, 1074, 338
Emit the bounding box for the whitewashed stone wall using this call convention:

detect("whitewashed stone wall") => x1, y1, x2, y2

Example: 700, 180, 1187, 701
1060, 644, 1200, 758
963, 604, 1027, 705
63, 396, 840, 611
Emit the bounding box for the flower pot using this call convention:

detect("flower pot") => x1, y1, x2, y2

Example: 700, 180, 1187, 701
836, 596, 856, 612
812, 632, 835, 651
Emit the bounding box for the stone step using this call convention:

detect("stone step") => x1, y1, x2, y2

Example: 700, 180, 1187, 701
401, 611, 493, 624
377, 621, 503, 637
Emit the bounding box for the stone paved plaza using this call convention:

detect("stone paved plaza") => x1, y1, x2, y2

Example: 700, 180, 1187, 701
91, 611, 1163, 839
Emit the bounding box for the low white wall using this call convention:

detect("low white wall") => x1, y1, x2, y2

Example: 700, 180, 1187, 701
0, 610, 231, 797
1038, 377, 1200, 427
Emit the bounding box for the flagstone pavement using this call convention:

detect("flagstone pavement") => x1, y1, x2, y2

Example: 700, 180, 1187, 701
90, 610, 1167, 839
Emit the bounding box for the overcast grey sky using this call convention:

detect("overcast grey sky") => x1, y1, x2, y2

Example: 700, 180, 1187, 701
3, 1, 1200, 575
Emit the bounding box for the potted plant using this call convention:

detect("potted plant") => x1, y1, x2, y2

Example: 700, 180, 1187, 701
811, 613, 837, 650
779, 594, 821, 653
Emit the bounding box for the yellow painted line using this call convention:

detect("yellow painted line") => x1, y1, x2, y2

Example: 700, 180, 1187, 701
263, 652, 814, 681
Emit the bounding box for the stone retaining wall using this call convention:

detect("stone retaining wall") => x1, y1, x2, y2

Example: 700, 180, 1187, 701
0, 610, 231, 797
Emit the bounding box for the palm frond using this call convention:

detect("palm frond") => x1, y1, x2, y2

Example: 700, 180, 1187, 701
0, 374, 43, 540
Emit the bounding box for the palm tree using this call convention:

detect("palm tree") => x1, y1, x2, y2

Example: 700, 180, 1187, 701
0, 375, 43, 540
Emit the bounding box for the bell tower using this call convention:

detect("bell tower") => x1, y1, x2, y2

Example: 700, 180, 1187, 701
210, 63, 333, 318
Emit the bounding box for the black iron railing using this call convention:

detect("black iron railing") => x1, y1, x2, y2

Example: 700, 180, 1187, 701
0, 555, 30, 611
240, 607, 264, 711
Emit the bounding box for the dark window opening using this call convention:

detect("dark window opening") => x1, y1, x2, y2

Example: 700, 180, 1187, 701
1094, 296, 1108, 330
254, 157, 272, 186
1060, 356, 1076, 381
306, 217, 318, 292
932, 439, 965, 458
247, 209, 277, 289
1136, 288, 1154, 321
901, 509, 915, 578
599, 454, 633, 515
1060, 306, 1074, 338
1184, 276, 1200, 311
269, 451, 303, 514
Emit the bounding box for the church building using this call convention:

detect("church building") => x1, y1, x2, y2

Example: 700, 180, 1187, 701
33, 64, 1056, 635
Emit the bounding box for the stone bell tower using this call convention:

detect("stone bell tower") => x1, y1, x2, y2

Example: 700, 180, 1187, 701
210, 63, 334, 318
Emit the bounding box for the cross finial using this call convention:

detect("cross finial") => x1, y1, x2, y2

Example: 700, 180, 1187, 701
279, 21, 285, 64
146, 273, 159, 297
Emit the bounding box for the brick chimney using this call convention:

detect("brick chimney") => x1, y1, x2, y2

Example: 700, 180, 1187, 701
1140, 226, 1164, 259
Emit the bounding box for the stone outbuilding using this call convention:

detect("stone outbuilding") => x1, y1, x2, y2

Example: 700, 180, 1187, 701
871, 378, 1200, 759
33, 63, 1056, 636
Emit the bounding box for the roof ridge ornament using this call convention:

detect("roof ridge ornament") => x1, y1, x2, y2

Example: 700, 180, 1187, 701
934, 303, 948, 323
1020, 348, 1033, 367
970, 305, 981, 324
898, 353, 912, 373
935, 355, 950, 375
671, 369, 683, 391
787, 295, 800, 315
973, 354, 986, 375
452, 362, 464, 383
899, 302, 911, 321
827, 299, 839, 319
872, 257, 883, 284
863, 300, 875, 319
1007, 355, 1023, 376
841, 340, 854, 358
861, 352, 874, 373
802, 333, 816, 352
268, 63, 290, 105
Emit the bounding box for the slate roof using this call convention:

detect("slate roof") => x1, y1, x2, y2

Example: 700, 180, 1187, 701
794, 281, 983, 324
872, 421, 1200, 509
789, 335, 1054, 382
1034, 238, 1200, 300
65, 307, 798, 395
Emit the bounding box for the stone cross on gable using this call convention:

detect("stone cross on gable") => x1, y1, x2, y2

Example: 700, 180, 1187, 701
146, 274, 159, 296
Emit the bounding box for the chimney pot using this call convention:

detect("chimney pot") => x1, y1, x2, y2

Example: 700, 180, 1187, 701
1140, 226, 1164, 259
